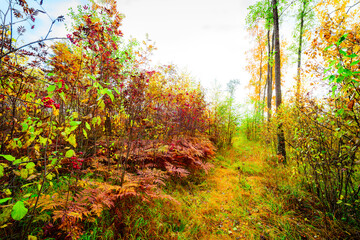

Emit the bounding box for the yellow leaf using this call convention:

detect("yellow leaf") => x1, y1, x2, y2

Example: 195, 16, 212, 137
98, 99, 105, 111
83, 129, 88, 139
67, 134, 77, 148
20, 169, 29, 179
53, 107, 59, 117
72, 112, 79, 119
0, 224, 9, 229
5, 189, 11, 196
46, 173, 55, 181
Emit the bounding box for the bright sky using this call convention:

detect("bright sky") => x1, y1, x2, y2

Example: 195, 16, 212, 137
3, 0, 260, 103
117, 0, 256, 103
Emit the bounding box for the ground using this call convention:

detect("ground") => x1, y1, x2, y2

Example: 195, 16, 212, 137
126, 133, 331, 240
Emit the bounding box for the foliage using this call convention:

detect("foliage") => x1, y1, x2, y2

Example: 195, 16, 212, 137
240, 101, 266, 142
207, 80, 240, 148
0, 1, 216, 239
245, 0, 360, 230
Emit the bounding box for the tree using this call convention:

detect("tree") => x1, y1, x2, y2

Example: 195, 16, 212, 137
247, 0, 275, 121
293, 0, 315, 105
245, 23, 267, 105
272, 0, 286, 162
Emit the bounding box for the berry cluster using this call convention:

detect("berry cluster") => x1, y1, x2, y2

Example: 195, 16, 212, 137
105, 99, 113, 106
41, 97, 60, 109
70, 156, 84, 170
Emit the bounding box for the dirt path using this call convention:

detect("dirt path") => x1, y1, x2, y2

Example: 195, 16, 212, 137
167, 134, 313, 240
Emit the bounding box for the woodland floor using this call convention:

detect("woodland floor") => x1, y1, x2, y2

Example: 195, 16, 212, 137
126, 133, 339, 240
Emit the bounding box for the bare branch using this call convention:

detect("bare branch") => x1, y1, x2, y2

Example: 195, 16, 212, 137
0, 37, 68, 59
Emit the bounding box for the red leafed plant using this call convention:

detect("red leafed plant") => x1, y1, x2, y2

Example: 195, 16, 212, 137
0, 1, 217, 239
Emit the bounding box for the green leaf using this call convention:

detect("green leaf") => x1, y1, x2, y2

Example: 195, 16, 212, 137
100, 89, 106, 95
324, 44, 333, 51
70, 125, 78, 132
104, 88, 114, 101
65, 149, 75, 158
0, 155, 15, 162
11, 201, 28, 220
91, 117, 97, 126
47, 85, 56, 94
64, 125, 78, 135
339, 49, 347, 56
83, 129, 88, 139
26, 162, 35, 169
336, 33, 348, 46
332, 85, 337, 97
70, 121, 82, 127
21, 122, 29, 132
85, 122, 91, 130
0, 197, 12, 204
89, 75, 97, 81
336, 75, 345, 83
47, 73, 55, 76
13, 159, 22, 165
347, 53, 357, 58
86, 87, 92, 94
51, 157, 57, 165
0, 165, 3, 177
328, 59, 337, 68
350, 60, 360, 66
39, 135, 47, 146
59, 92, 66, 103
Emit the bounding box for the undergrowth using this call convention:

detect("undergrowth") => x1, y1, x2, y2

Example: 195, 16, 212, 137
113, 131, 360, 240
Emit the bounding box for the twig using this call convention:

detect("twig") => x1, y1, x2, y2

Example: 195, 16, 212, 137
1, 60, 56, 85
0, 37, 68, 59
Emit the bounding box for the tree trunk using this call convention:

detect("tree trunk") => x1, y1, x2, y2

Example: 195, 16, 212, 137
258, 46, 263, 123
296, 0, 306, 106
272, 0, 286, 163
259, 47, 263, 102
266, 29, 273, 122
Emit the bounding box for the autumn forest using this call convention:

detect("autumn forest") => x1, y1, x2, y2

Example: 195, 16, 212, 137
1, 0, 360, 239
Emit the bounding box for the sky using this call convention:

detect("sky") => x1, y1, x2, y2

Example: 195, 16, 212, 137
116, 0, 256, 102
2, 0, 262, 104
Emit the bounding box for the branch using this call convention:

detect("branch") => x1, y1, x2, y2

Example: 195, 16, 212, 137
279, 0, 297, 18
1, 60, 56, 85
0, 37, 68, 59
3, 18, 28, 28
1, 3, 11, 57
346, 1, 360, 14
328, 1, 360, 15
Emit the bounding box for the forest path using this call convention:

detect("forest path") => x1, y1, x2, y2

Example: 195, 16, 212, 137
167, 133, 312, 240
